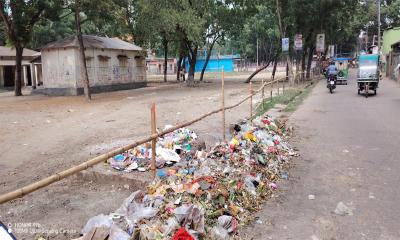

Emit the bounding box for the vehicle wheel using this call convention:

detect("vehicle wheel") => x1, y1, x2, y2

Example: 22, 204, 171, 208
330, 87, 333, 94
374, 90, 377, 95
358, 89, 360, 95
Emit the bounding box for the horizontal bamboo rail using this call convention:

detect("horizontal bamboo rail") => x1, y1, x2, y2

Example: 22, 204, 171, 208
0, 75, 289, 204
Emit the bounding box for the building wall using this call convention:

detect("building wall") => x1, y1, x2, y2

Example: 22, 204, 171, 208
42, 48, 77, 88
185, 58, 234, 73
146, 59, 176, 74
79, 48, 146, 87
383, 27, 400, 55
42, 47, 147, 92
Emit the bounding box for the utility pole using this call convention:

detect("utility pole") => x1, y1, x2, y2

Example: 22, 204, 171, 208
377, 0, 381, 53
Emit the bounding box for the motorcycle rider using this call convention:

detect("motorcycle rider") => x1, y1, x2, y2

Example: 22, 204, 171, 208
326, 61, 338, 77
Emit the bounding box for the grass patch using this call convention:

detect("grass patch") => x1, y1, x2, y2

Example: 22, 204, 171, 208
284, 81, 316, 112
254, 81, 316, 117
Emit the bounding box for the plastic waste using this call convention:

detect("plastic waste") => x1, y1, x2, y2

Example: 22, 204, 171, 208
172, 227, 194, 240
164, 217, 180, 236
174, 204, 205, 234
157, 147, 181, 162
109, 224, 130, 240
217, 215, 238, 233
244, 175, 261, 195
157, 169, 168, 179
334, 202, 353, 216
209, 226, 229, 240
81, 214, 112, 235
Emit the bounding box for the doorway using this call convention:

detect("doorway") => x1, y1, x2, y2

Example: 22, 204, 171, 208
3, 66, 15, 87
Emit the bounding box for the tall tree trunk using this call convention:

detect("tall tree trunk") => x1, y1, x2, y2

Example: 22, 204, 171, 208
272, 59, 278, 80
163, 36, 168, 82
14, 45, 23, 96
306, 47, 314, 79
287, 55, 294, 85
275, 0, 292, 85
75, 0, 91, 100
301, 48, 308, 81
176, 56, 183, 81
187, 46, 198, 86
199, 38, 217, 82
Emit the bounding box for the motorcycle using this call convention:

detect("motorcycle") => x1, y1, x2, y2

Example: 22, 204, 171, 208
327, 74, 337, 94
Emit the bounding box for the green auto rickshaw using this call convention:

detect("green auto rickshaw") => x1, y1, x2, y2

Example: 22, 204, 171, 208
357, 54, 380, 98
335, 57, 350, 85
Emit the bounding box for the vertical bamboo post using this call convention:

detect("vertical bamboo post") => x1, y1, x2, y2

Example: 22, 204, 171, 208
221, 66, 225, 141
151, 103, 157, 179
270, 77, 273, 101
277, 78, 280, 95
249, 82, 253, 120
261, 78, 265, 111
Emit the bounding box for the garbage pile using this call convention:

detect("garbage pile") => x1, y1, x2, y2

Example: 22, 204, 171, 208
78, 115, 296, 240
108, 127, 202, 172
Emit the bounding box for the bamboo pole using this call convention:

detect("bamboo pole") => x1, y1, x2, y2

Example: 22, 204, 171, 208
151, 103, 156, 179
249, 82, 253, 120
221, 66, 225, 141
261, 78, 265, 111
0, 75, 287, 204
270, 77, 273, 101
277, 77, 280, 95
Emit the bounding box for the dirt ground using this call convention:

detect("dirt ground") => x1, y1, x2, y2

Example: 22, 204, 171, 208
0, 71, 289, 239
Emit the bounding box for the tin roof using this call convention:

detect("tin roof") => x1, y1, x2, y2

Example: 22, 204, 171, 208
0, 46, 39, 57
41, 35, 143, 51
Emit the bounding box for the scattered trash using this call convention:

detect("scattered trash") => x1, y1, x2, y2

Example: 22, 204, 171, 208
334, 202, 353, 216
82, 214, 113, 235
81, 115, 297, 239
368, 192, 375, 199
308, 194, 315, 200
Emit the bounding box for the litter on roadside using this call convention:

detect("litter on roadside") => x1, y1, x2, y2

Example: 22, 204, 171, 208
80, 115, 297, 239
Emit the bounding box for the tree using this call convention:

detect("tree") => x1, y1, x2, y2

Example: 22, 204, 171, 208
61, 0, 127, 100
0, 0, 61, 96
135, 0, 177, 82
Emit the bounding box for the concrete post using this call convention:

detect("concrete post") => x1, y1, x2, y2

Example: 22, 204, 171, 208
23, 65, 28, 86
31, 63, 36, 89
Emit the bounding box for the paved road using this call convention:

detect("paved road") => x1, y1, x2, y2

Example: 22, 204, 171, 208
244, 71, 400, 240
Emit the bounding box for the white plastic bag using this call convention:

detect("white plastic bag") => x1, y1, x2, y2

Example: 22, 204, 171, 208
81, 214, 112, 235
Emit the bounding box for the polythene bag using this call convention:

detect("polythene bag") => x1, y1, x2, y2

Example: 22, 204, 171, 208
209, 226, 229, 240
157, 147, 181, 162
109, 224, 130, 240
81, 214, 113, 235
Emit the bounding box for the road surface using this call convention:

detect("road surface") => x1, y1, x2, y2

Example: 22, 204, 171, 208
243, 71, 400, 240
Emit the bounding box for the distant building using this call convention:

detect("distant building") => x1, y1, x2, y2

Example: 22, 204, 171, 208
146, 57, 177, 75
185, 54, 241, 73
0, 46, 40, 88
382, 27, 400, 78
38, 35, 147, 95
389, 41, 400, 81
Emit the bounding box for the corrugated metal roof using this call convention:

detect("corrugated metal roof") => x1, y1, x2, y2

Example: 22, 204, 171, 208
41, 35, 143, 51
0, 46, 39, 57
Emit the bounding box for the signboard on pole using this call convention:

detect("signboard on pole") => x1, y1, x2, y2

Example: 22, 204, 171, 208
294, 34, 303, 50
282, 38, 289, 52
316, 34, 325, 53
328, 45, 335, 58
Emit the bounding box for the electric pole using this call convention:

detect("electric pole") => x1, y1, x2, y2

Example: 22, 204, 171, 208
378, 0, 381, 53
